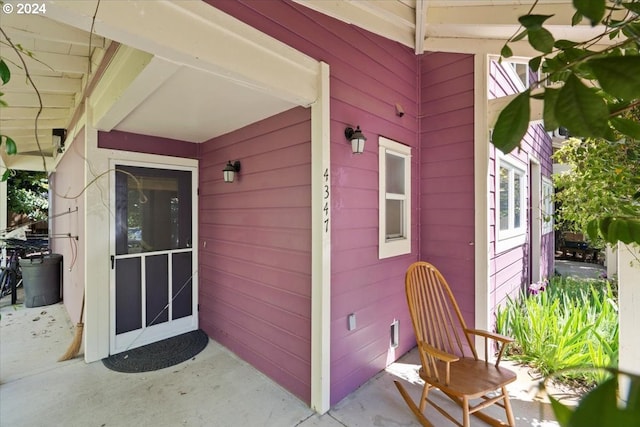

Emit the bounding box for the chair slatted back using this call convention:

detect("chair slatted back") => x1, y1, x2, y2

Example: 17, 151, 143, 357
405, 262, 477, 377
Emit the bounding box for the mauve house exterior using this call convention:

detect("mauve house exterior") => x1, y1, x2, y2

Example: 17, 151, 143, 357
48, 0, 553, 413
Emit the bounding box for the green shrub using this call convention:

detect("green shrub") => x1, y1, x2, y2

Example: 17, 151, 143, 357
495, 276, 618, 386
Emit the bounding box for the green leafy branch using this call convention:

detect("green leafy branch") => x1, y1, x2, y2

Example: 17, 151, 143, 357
0, 57, 17, 162
543, 368, 640, 427
0, 25, 49, 180
494, 0, 640, 246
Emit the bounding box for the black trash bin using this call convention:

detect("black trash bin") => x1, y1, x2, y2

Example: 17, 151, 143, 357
22, 253, 63, 308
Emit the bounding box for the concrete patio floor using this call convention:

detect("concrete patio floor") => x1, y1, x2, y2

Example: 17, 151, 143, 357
1, 292, 559, 427
554, 259, 606, 280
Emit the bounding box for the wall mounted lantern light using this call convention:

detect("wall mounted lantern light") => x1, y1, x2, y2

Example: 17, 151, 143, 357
52, 128, 67, 154
223, 160, 241, 183
345, 125, 367, 154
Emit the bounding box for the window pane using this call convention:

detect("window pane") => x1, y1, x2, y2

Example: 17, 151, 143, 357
386, 153, 405, 194
499, 167, 509, 230
386, 199, 403, 239
514, 172, 522, 228
116, 166, 192, 255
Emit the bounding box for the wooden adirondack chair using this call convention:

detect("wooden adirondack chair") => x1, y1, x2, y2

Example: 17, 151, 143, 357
394, 261, 517, 427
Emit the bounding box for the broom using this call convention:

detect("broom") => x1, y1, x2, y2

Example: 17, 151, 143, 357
58, 293, 84, 362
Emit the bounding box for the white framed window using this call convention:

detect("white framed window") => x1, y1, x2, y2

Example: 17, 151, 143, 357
542, 177, 554, 234
497, 58, 544, 91
496, 154, 527, 252
379, 137, 411, 259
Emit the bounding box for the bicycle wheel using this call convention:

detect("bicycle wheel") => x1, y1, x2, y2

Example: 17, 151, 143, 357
0, 268, 10, 298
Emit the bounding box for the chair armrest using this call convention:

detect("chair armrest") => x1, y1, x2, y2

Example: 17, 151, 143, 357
418, 341, 459, 385
465, 329, 514, 366
419, 341, 459, 363
465, 328, 514, 344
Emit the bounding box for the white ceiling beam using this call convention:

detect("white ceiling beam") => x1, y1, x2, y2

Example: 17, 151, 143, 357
91, 46, 177, 131
424, 36, 541, 56
0, 118, 68, 129
0, 48, 89, 74
427, 4, 585, 27
2, 74, 82, 93
1, 153, 56, 172
351, 0, 415, 25
2, 128, 51, 138
2, 92, 75, 108
415, 0, 426, 54
291, 0, 415, 49
44, 0, 319, 107
0, 107, 71, 120
1, 13, 105, 47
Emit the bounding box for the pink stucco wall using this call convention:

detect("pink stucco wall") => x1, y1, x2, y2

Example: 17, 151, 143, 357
98, 130, 198, 159
205, 0, 419, 405
199, 107, 313, 402
50, 129, 86, 324
419, 52, 477, 327
488, 60, 554, 310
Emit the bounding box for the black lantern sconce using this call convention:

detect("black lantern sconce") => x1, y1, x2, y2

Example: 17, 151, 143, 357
345, 125, 367, 154
223, 160, 241, 183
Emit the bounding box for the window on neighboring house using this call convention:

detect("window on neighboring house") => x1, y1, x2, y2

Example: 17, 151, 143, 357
500, 60, 544, 91
379, 137, 411, 259
542, 177, 554, 234
497, 155, 527, 252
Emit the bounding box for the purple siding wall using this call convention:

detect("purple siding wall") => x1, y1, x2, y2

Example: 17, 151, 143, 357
206, 0, 419, 405
199, 107, 313, 402
419, 53, 476, 326
488, 60, 554, 309
50, 130, 86, 324
98, 130, 198, 159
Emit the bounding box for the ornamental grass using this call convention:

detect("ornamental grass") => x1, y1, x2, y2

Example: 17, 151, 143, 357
495, 276, 618, 387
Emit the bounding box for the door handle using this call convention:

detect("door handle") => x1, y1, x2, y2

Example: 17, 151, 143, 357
110, 255, 115, 269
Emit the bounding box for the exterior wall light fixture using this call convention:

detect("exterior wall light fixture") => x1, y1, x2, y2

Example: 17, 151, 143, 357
345, 125, 367, 154
223, 160, 241, 183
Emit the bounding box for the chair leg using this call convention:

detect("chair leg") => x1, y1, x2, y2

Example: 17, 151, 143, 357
462, 396, 470, 427
394, 381, 434, 427
502, 386, 515, 426
419, 383, 430, 412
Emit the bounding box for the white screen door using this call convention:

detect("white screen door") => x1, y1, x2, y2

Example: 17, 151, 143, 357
110, 163, 197, 354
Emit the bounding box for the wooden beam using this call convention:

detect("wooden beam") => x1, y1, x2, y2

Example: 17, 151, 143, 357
291, 0, 414, 49
2, 92, 75, 108
1, 13, 105, 47
45, 0, 320, 106
0, 107, 72, 120
415, 0, 426, 54
2, 74, 82, 94
0, 48, 88, 74
90, 45, 155, 131
1, 153, 56, 172
0, 118, 68, 129
427, 3, 586, 27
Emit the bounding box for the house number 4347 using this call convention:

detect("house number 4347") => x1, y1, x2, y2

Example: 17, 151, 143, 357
323, 168, 329, 233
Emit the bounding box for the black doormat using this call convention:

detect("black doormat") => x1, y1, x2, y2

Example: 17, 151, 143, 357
102, 329, 209, 373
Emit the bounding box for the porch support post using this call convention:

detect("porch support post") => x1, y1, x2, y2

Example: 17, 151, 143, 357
0, 173, 6, 237
473, 53, 491, 356
310, 61, 331, 413
618, 244, 640, 379
82, 104, 111, 362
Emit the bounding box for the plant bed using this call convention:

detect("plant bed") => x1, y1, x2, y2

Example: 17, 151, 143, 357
496, 276, 618, 391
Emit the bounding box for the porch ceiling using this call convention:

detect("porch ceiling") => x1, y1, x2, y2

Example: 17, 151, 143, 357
0, 0, 609, 171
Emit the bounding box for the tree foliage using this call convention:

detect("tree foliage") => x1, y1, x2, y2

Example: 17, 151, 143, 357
554, 136, 640, 245
0, 57, 17, 176
7, 170, 49, 223
495, 0, 640, 245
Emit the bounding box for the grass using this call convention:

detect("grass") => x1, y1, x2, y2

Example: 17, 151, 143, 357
495, 275, 618, 387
